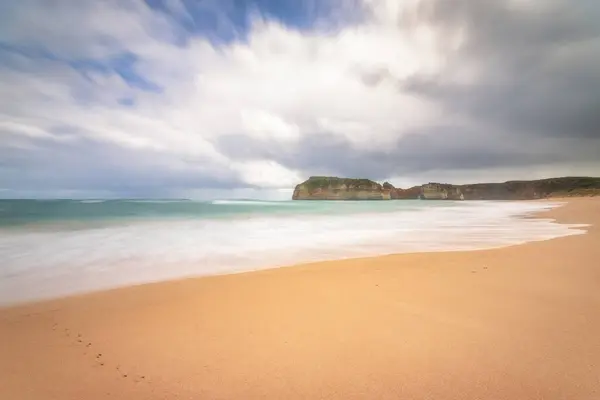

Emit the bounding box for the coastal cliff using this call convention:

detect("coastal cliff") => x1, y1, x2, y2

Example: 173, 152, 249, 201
292, 177, 391, 200
423, 177, 600, 200
292, 176, 600, 200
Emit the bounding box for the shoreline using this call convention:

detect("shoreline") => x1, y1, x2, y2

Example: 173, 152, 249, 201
0, 199, 586, 308
1, 197, 599, 399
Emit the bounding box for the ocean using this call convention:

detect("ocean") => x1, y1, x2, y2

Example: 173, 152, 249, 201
0, 199, 587, 305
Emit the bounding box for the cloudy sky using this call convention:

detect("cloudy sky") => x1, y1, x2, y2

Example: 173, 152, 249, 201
1, 0, 599, 199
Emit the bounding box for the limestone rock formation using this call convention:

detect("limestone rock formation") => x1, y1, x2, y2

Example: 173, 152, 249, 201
292, 176, 600, 200
422, 177, 600, 200
292, 177, 390, 200
392, 186, 423, 199
380, 182, 418, 199
421, 183, 464, 200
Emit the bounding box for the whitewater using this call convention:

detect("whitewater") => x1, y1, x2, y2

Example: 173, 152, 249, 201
0, 199, 587, 305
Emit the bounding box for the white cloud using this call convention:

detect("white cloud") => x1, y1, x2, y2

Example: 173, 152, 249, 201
1, 0, 455, 194
6, 0, 591, 196
233, 160, 302, 188
241, 109, 301, 141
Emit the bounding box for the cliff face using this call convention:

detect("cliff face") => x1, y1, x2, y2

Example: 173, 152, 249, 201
421, 183, 464, 200
292, 176, 600, 200
422, 177, 600, 200
292, 177, 390, 200
383, 182, 422, 199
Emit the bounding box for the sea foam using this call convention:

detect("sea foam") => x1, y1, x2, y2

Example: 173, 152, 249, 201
0, 200, 587, 305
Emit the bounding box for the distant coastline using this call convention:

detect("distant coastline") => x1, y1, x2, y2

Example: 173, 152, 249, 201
292, 176, 600, 201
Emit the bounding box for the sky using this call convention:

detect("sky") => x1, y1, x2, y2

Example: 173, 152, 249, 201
1, 0, 599, 199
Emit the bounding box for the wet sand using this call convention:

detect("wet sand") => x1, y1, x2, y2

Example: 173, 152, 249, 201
1, 197, 599, 399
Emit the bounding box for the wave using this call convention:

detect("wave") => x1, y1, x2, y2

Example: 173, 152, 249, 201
0, 201, 587, 305
118, 199, 191, 204
211, 199, 294, 206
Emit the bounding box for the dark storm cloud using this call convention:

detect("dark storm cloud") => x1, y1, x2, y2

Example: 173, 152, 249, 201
217, 125, 589, 182
400, 0, 600, 140
216, 0, 600, 183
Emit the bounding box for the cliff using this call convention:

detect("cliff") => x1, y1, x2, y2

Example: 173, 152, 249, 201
423, 177, 600, 200
292, 176, 600, 200
292, 177, 390, 200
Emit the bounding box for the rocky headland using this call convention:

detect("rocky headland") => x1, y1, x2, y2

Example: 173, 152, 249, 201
292, 177, 391, 200
292, 176, 600, 200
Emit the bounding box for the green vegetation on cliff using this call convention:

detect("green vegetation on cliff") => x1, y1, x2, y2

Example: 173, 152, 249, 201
456, 177, 600, 200
293, 176, 386, 200
293, 176, 600, 200
302, 176, 381, 191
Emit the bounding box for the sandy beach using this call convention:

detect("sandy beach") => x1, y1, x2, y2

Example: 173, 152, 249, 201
1, 197, 599, 400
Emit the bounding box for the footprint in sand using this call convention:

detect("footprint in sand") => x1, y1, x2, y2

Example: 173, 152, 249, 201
53, 324, 149, 383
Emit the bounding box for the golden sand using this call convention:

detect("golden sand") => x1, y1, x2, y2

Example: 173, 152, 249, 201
1, 198, 599, 399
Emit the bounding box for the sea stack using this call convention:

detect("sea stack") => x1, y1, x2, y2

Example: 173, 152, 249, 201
292, 176, 391, 200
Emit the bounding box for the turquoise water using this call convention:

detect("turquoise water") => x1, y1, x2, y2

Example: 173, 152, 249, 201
0, 199, 446, 227
0, 199, 587, 305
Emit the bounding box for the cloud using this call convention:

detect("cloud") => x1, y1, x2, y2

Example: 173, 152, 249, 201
216, 123, 599, 184
0, 0, 599, 198
400, 0, 600, 140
